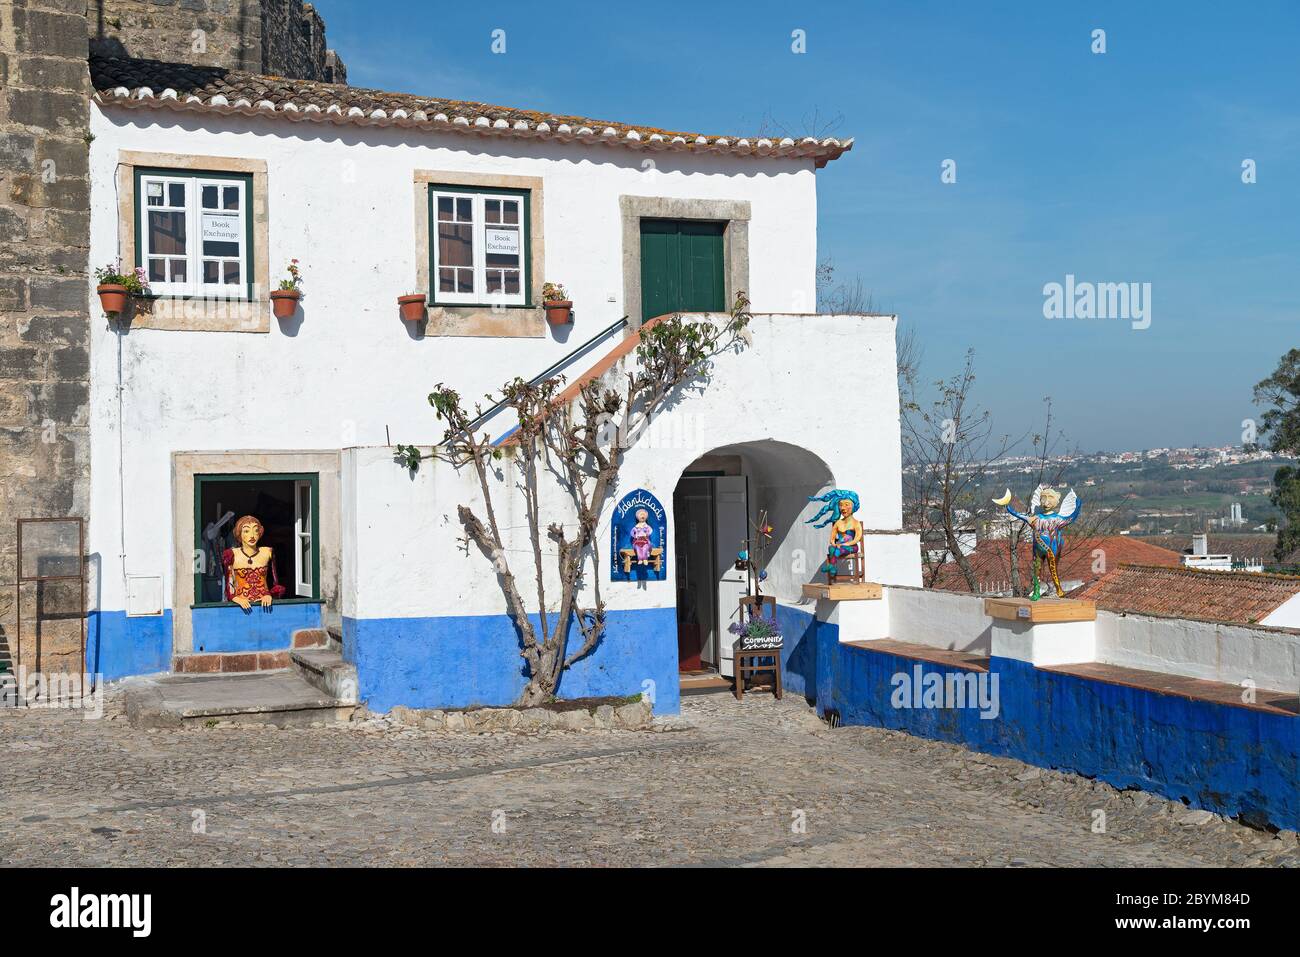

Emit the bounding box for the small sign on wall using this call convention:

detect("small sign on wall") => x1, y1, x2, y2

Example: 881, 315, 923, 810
485, 228, 520, 256
201, 213, 240, 244
610, 488, 667, 582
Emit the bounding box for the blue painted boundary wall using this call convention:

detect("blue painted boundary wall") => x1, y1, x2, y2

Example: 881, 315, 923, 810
815, 625, 1300, 829
85, 603, 322, 681
344, 606, 680, 715
191, 602, 322, 653
87, 610, 173, 681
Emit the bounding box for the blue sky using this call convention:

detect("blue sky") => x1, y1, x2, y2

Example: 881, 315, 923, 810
320, 0, 1299, 452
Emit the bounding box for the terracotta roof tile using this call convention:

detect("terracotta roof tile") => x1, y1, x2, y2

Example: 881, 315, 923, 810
930, 536, 1184, 593
89, 55, 853, 166
1071, 563, 1300, 624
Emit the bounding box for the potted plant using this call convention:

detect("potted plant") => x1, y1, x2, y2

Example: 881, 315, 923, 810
728, 615, 784, 653
269, 259, 302, 318
94, 260, 148, 315
542, 282, 572, 325
397, 292, 426, 322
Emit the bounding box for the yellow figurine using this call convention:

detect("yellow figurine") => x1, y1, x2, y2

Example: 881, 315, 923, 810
805, 489, 863, 584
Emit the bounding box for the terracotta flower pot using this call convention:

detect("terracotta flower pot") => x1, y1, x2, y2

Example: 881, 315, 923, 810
270, 288, 301, 318
398, 294, 427, 322
544, 300, 573, 325
96, 283, 129, 315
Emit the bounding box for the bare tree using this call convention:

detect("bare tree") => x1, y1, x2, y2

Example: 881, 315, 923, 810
901, 349, 1021, 590
816, 256, 879, 314
395, 296, 753, 707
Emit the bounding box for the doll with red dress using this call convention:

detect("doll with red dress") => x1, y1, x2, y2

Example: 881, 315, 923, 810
222, 514, 286, 610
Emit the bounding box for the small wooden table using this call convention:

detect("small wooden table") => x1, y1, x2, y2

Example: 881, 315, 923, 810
733, 647, 783, 701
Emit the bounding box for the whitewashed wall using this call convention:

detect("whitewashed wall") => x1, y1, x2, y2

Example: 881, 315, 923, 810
881, 585, 1300, 694
343, 313, 914, 622
886, 586, 991, 653
87, 106, 820, 614
1096, 611, 1300, 694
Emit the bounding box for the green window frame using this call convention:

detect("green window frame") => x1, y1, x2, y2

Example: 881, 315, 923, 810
427, 183, 533, 308
134, 166, 256, 301
192, 472, 321, 608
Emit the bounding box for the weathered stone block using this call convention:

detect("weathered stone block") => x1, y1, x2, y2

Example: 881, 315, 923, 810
20, 315, 86, 347
14, 56, 89, 92
51, 346, 90, 380
0, 241, 88, 275
0, 384, 28, 424
0, 277, 29, 311
0, 347, 41, 380
614, 701, 651, 729
29, 277, 85, 314
27, 382, 88, 427
34, 136, 89, 179
14, 8, 91, 59
0, 208, 31, 242
9, 172, 89, 210
5, 89, 87, 134
0, 133, 37, 170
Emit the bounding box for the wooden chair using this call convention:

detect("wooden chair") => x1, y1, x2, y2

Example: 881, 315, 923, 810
734, 648, 783, 701
826, 547, 866, 585
733, 593, 782, 701
739, 594, 776, 622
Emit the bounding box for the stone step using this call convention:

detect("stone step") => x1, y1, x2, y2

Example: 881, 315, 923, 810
290, 648, 358, 705
173, 650, 291, 674
125, 671, 356, 729
291, 628, 332, 650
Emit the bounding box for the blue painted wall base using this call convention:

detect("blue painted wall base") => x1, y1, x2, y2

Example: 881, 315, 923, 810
815, 624, 1300, 830
87, 610, 173, 681
191, 602, 322, 653
344, 606, 680, 715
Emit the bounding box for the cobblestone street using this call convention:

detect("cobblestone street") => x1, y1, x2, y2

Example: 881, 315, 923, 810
2, 688, 1296, 868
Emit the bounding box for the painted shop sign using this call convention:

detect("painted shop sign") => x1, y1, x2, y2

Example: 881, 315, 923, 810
610, 488, 667, 581
734, 632, 783, 652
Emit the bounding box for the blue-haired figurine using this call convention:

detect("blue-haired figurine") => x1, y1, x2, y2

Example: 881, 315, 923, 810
806, 489, 864, 584
992, 485, 1081, 600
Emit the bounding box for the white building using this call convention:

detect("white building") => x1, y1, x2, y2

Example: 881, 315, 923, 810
84, 55, 921, 711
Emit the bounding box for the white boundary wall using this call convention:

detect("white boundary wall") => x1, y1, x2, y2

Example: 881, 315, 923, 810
882, 585, 1300, 694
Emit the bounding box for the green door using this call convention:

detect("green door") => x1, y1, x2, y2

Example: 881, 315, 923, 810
639, 219, 726, 323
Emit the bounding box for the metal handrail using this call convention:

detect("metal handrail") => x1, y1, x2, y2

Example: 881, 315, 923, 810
442, 315, 629, 445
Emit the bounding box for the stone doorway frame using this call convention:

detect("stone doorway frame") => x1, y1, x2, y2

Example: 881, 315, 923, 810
171, 450, 341, 655
619, 196, 751, 327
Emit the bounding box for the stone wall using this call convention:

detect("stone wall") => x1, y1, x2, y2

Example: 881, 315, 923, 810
0, 0, 93, 674
87, 0, 346, 82
261, 1, 346, 83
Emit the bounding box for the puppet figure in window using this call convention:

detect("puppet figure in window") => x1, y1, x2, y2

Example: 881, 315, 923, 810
223, 514, 285, 610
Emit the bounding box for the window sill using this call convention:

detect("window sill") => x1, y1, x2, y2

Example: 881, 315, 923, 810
422, 302, 546, 338
192, 598, 323, 609
125, 294, 269, 333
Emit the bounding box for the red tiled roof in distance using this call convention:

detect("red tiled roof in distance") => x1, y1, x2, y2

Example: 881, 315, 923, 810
1070, 563, 1300, 625
929, 536, 1184, 593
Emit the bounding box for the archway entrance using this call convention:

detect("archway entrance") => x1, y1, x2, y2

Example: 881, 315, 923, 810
671, 441, 834, 683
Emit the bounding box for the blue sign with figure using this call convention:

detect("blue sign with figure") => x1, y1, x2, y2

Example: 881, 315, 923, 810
610, 488, 667, 581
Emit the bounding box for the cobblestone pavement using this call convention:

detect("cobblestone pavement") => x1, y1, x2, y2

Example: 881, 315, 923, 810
2, 687, 1297, 867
